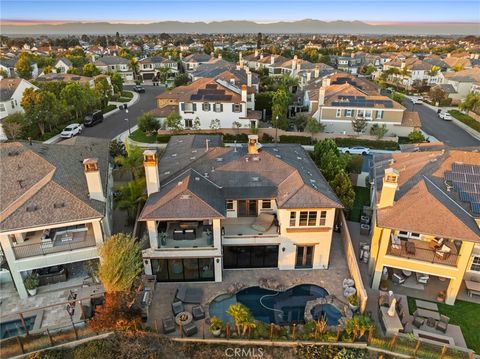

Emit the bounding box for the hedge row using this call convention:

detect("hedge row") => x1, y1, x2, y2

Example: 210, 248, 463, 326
279, 135, 315, 145
334, 138, 399, 151
102, 104, 117, 114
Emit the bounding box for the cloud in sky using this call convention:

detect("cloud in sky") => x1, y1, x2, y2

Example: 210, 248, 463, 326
2, 0, 479, 23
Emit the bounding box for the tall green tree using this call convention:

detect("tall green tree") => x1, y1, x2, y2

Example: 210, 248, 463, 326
113, 141, 145, 180
98, 233, 143, 292
83, 63, 101, 77
351, 117, 368, 135
60, 82, 92, 120
164, 110, 183, 131
305, 117, 324, 137
330, 170, 355, 208
460, 92, 480, 114
114, 178, 147, 223
137, 111, 160, 135
94, 76, 112, 108
15, 53, 33, 79
271, 87, 289, 131
110, 72, 124, 94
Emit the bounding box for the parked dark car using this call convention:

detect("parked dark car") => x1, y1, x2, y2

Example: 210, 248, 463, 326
133, 85, 145, 93
84, 110, 103, 127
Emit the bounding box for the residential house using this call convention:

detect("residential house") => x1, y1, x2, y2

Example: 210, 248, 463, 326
0, 78, 38, 120
383, 57, 441, 88
54, 58, 73, 74
332, 53, 364, 75
368, 148, 480, 305
0, 58, 16, 78
309, 77, 419, 136
94, 56, 133, 81
138, 56, 179, 82
153, 77, 259, 129
0, 137, 112, 298
138, 134, 343, 282
182, 53, 216, 72
439, 68, 480, 104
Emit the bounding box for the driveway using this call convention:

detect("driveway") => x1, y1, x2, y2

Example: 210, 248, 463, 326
403, 100, 480, 147
80, 84, 165, 139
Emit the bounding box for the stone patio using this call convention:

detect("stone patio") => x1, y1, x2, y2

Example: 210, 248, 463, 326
146, 233, 353, 337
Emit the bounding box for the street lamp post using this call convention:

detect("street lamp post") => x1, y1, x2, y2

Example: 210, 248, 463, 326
125, 109, 131, 136
275, 115, 279, 143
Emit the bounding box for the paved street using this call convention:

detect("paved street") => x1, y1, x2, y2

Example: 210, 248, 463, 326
80, 84, 165, 139
403, 100, 480, 147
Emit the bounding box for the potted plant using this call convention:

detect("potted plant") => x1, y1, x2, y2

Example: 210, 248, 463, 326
209, 316, 224, 337
24, 273, 39, 296
347, 295, 359, 311
437, 290, 446, 302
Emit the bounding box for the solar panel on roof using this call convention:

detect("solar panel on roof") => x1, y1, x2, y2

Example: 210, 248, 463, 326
472, 202, 480, 215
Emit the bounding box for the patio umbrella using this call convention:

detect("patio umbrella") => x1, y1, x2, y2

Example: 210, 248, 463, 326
387, 297, 397, 317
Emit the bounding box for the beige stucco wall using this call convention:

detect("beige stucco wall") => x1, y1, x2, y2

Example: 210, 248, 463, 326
321, 107, 403, 123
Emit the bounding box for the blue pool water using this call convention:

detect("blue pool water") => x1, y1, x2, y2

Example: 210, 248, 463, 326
0, 316, 36, 339
209, 284, 342, 326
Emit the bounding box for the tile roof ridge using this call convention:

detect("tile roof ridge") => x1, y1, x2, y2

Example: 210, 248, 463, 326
184, 189, 225, 218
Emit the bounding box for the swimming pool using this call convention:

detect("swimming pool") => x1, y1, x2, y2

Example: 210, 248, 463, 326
209, 284, 342, 326
0, 316, 36, 339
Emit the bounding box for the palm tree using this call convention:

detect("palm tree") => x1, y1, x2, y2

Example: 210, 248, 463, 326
114, 141, 144, 180
226, 303, 251, 335
128, 57, 139, 81
114, 178, 147, 223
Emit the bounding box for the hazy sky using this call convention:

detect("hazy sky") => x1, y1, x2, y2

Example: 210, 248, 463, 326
2, 0, 479, 23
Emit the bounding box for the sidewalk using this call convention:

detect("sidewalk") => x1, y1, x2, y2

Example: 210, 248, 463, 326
43, 91, 140, 144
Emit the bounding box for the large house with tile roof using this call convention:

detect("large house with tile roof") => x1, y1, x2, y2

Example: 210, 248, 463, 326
138, 56, 179, 82
138, 134, 343, 282
94, 56, 133, 81
0, 137, 112, 298
306, 76, 420, 136
153, 77, 260, 129
368, 147, 480, 305
439, 68, 480, 104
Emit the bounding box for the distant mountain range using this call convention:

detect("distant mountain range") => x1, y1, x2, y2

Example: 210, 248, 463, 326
2, 20, 478, 36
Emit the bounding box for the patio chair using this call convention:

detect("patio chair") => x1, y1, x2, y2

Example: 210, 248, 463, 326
192, 305, 205, 320
412, 311, 425, 329
182, 322, 198, 337
392, 273, 406, 284
435, 315, 449, 333
162, 316, 175, 334
172, 301, 184, 316
416, 272, 429, 284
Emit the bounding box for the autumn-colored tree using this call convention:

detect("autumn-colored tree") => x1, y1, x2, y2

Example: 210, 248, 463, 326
15, 53, 33, 79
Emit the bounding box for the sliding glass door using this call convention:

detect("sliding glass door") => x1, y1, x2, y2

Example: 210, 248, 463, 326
223, 245, 278, 269
151, 258, 215, 282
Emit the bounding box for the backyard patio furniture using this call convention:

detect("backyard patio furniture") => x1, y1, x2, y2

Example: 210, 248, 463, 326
360, 224, 370, 235
415, 299, 438, 311
415, 308, 440, 321
172, 301, 184, 316
192, 305, 205, 320
402, 270, 412, 277
162, 317, 175, 334
182, 322, 198, 337
251, 213, 275, 232
416, 272, 429, 284
380, 306, 403, 336
390, 235, 401, 255
435, 315, 450, 333
465, 280, 480, 297
412, 312, 425, 329
429, 237, 444, 250
406, 241, 416, 255
175, 311, 193, 326
435, 244, 451, 259
392, 273, 406, 284
176, 286, 203, 304
426, 317, 436, 327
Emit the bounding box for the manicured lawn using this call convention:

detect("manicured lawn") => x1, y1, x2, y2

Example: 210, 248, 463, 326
348, 186, 370, 222
449, 110, 480, 132
407, 297, 480, 353
129, 129, 156, 143
121, 91, 133, 98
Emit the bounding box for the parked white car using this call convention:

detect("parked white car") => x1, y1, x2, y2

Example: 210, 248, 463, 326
410, 96, 423, 104
60, 124, 82, 138
340, 146, 370, 155
439, 112, 453, 121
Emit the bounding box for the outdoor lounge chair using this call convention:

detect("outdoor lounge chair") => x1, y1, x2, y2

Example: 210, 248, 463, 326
412, 311, 425, 329
435, 315, 449, 333
172, 301, 184, 316
162, 316, 175, 334
182, 322, 198, 337
176, 286, 203, 304
192, 305, 205, 320
251, 213, 275, 232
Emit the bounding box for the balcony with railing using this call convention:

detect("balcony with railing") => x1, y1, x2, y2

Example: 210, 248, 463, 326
387, 236, 460, 267
157, 221, 214, 249
11, 224, 97, 260
222, 216, 279, 239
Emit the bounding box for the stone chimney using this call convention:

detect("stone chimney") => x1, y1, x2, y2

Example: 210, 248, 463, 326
247, 135, 259, 154
306, 72, 311, 82
400, 62, 406, 69
314, 65, 320, 78
246, 68, 252, 87
83, 159, 105, 202
241, 84, 248, 103
378, 168, 399, 208
270, 55, 275, 65
322, 78, 331, 87
143, 150, 160, 196
296, 63, 301, 72
239, 51, 243, 61
292, 55, 298, 70
318, 87, 326, 106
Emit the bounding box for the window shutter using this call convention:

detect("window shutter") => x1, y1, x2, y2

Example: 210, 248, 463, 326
220, 104, 223, 112
193, 103, 197, 111
232, 104, 235, 112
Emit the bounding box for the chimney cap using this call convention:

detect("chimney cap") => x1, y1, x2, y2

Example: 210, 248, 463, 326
241, 84, 247, 90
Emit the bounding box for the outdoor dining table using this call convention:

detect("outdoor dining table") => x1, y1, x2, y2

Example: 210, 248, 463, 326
416, 308, 440, 321
380, 307, 403, 336
415, 299, 438, 311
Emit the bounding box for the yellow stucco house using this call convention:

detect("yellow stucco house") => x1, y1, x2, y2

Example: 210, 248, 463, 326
368, 148, 480, 305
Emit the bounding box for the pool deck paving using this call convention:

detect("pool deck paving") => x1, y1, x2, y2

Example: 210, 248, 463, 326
146, 233, 352, 338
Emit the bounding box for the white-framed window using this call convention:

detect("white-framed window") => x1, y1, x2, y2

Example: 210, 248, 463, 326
299, 211, 317, 226
376, 110, 384, 119
357, 109, 365, 119
470, 256, 480, 272
214, 103, 223, 112
232, 104, 242, 113
202, 102, 210, 111
336, 109, 342, 118
344, 109, 353, 117
184, 119, 193, 128
289, 212, 296, 226
319, 211, 327, 226
182, 102, 195, 113
11, 100, 15, 108
365, 110, 373, 120
397, 231, 421, 240
226, 200, 234, 211
0, 104, 6, 112
262, 200, 271, 209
